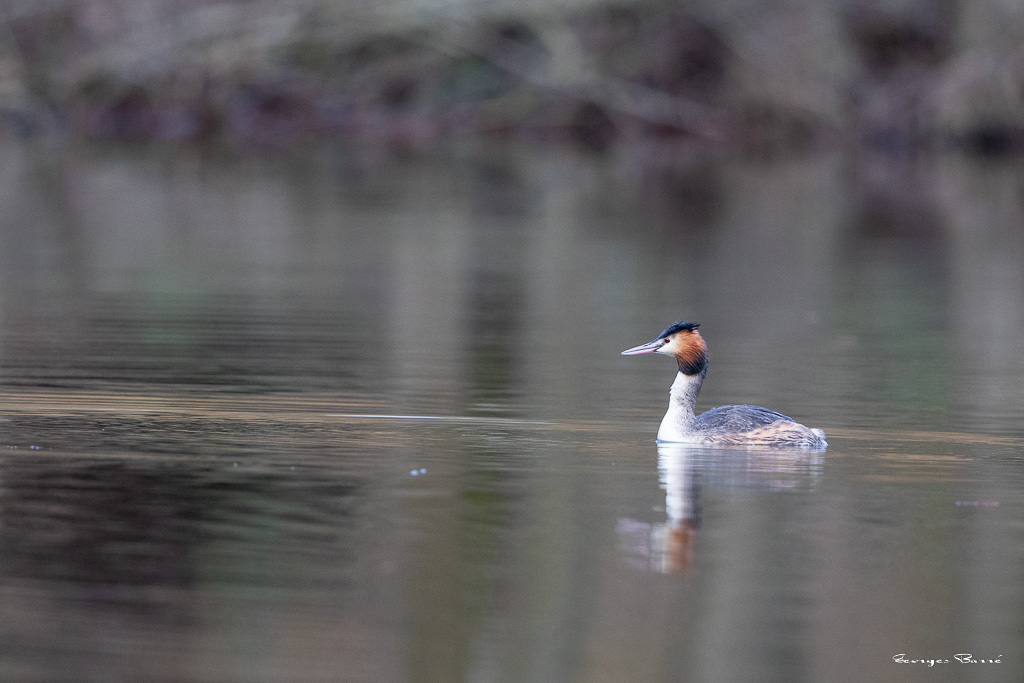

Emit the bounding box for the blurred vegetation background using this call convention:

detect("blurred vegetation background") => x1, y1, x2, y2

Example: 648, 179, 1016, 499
1, 0, 1021, 154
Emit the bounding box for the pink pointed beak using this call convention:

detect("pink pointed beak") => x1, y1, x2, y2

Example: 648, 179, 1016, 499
621, 339, 663, 355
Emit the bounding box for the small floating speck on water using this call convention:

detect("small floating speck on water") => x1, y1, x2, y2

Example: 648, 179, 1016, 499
410, 470, 419, 476
233, 463, 238, 468
290, 466, 295, 471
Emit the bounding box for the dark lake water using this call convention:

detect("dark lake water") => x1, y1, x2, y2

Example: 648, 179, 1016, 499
1, 141, 1022, 682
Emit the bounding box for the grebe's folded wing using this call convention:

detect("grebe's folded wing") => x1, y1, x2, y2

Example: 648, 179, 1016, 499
693, 404, 794, 435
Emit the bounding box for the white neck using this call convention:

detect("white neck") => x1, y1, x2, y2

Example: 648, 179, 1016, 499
657, 371, 704, 442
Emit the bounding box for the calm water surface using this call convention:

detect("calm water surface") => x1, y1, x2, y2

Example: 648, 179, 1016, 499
0, 142, 1022, 682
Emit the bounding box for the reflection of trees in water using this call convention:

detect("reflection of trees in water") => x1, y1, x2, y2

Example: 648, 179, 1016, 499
0, 456, 360, 587
936, 159, 1024, 433
10, 139, 1011, 428
832, 152, 1024, 433
2, 123, 1023, 436
0, 140, 1022, 681
0, 449, 375, 676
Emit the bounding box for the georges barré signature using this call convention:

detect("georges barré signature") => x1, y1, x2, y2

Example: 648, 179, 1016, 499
893, 654, 1003, 666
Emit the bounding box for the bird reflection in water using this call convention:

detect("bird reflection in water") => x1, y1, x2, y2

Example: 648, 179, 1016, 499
618, 444, 824, 573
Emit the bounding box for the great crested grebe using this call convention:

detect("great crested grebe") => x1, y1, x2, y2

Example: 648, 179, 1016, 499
622, 322, 827, 448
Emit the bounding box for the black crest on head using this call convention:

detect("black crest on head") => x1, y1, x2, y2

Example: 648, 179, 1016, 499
657, 321, 700, 339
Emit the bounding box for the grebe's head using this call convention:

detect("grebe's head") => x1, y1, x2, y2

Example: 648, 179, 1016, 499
621, 321, 708, 375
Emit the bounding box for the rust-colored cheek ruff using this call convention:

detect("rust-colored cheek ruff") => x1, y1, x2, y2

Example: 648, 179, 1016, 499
675, 333, 708, 376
